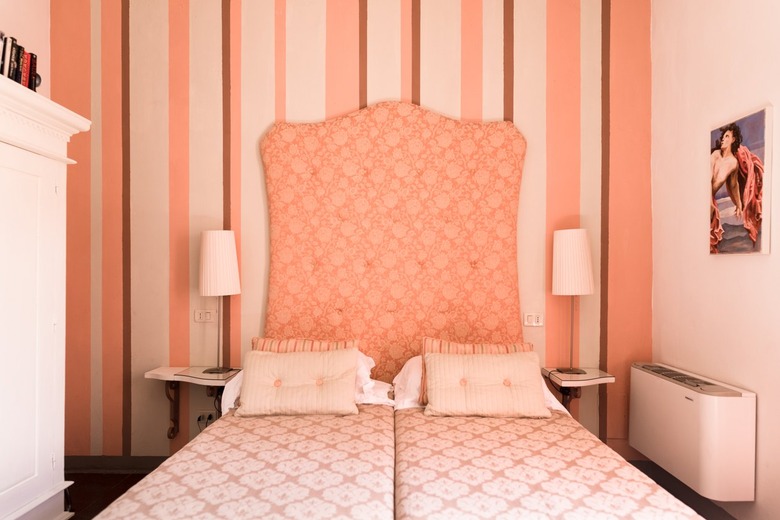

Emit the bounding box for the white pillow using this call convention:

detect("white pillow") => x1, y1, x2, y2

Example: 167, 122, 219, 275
392, 355, 424, 410
357, 380, 394, 406
392, 354, 568, 414
424, 352, 551, 418
354, 351, 377, 401
235, 349, 359, 416
221, 371, 243, 412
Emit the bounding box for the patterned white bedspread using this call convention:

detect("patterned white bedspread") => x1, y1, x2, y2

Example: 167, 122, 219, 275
96, 404, 394, 520
395, 408, 703, 519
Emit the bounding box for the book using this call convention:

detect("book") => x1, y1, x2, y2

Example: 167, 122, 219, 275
0, 36, 6, 75
2, 36, 15, 78
27, 53, 37, 91
20, 51, 29, 88
8, 42, 21, 82
0, 36, 40, 92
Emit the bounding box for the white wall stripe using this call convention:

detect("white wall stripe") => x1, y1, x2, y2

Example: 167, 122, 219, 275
241, 0, 275, 349
129, 0, 170, 456
515, 0, 547, 362
188, 0, 227, 436
482, 0, 504, 121
578, 0, 602, 434
420, 0, 461, 118
90, 0, 103, 456
367, 0, 402, 104
286, 0, 326, 122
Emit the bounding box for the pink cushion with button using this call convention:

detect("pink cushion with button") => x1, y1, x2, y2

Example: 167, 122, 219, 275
419, 337, 533, 405
235, 349, 359, 417
423, 351, 550, 418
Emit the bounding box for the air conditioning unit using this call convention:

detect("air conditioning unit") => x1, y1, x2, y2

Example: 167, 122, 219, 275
629, 362, 756, 501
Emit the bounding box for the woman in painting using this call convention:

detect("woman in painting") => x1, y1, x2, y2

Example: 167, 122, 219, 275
710, 122, 764, 253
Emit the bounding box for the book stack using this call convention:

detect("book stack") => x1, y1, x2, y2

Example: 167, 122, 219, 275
1, 32, 40, 91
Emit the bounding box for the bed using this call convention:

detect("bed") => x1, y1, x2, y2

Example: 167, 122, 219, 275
392, 352, 702, 519
95, 405, 393, 520
394, 407, 701, 519
96, 341, 395, 520
96, 102, 701, 519
256, 102, 701, 519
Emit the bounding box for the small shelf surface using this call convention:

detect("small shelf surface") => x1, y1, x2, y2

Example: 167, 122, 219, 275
145, 366, 240, 386
542, 367, 615, 388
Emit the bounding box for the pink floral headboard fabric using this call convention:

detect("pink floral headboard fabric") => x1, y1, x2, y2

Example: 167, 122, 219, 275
260, 102, 527, 382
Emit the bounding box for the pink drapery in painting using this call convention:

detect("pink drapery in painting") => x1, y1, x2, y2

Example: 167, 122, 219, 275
710, 145, 763, 253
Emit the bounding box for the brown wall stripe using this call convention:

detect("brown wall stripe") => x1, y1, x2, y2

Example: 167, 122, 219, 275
503, 0, 514, 122
359, 0, 367, 109
222, 0, 233, 367
599, 0, 611, 442
121, 0, 131, 456
411, 0, 420, 105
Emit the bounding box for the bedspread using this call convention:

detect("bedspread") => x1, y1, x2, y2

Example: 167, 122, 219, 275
96, 404, 394, 520
394, 408, 703, 519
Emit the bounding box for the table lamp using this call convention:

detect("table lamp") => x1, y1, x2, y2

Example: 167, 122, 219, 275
199, 230, 241, 374
552, 228, 594, 374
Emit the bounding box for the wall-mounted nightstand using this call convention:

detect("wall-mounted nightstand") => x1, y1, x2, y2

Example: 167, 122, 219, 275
542, 367, 615, 411
145, 367, 240, 439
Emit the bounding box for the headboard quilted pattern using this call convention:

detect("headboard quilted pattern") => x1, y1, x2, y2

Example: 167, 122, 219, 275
260, 102, 527, 382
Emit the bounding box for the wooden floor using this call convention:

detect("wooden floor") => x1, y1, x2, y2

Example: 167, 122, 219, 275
66, 461, 736, 519
65, 472, 147, 519
628, 461, 736, 520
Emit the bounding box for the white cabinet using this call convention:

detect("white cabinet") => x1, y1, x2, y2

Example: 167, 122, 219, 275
0, 78, 90, 519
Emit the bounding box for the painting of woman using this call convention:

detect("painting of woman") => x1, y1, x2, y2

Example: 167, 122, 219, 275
710, 109, 768, 254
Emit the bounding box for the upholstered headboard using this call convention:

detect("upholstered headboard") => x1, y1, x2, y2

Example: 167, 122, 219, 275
260, 102, 527, 382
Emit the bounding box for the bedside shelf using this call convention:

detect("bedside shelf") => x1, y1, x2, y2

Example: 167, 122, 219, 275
145, 366, 241, 439
541, 367, 615, 410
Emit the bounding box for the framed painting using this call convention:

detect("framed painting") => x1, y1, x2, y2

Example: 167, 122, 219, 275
710, 107, 772, 254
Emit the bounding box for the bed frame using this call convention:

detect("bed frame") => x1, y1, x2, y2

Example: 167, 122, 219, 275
261, 101, 528, 382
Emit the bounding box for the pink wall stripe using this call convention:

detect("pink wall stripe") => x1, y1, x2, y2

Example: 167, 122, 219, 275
460, 0, 482, 121
359, 0, 367, 108
545, 1, 582, 375
326, 0, 360, 118
606, 0, 652, 439
52, 0, 93, 456
502, 0, 512, 122
229, 0, 242, 368
401, 0, 413, 103
169, 0, 190, 450
274, 0, 286, 121
101, 0, 125, 456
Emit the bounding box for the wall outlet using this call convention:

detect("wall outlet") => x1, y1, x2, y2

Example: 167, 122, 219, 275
194, 309, 216, 323
196, 410, 215, 427
523, 313, 544, 327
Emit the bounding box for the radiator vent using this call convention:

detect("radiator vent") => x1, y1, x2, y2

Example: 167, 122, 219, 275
636, 363, 741, 396
629, 362, 756, 502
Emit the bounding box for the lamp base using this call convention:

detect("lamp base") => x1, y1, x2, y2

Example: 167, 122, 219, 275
556, 367, 586, 375
203, 366, 233, 374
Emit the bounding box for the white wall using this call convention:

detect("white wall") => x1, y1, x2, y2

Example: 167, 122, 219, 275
652, 1, 780, 518
0, 0, 50, 97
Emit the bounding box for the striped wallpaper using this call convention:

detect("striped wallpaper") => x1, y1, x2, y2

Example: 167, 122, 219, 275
51, 0, 651, 457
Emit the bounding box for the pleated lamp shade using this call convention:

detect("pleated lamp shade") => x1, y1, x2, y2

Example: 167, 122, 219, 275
199, 230, 241, 297
552, 228, 594, 296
